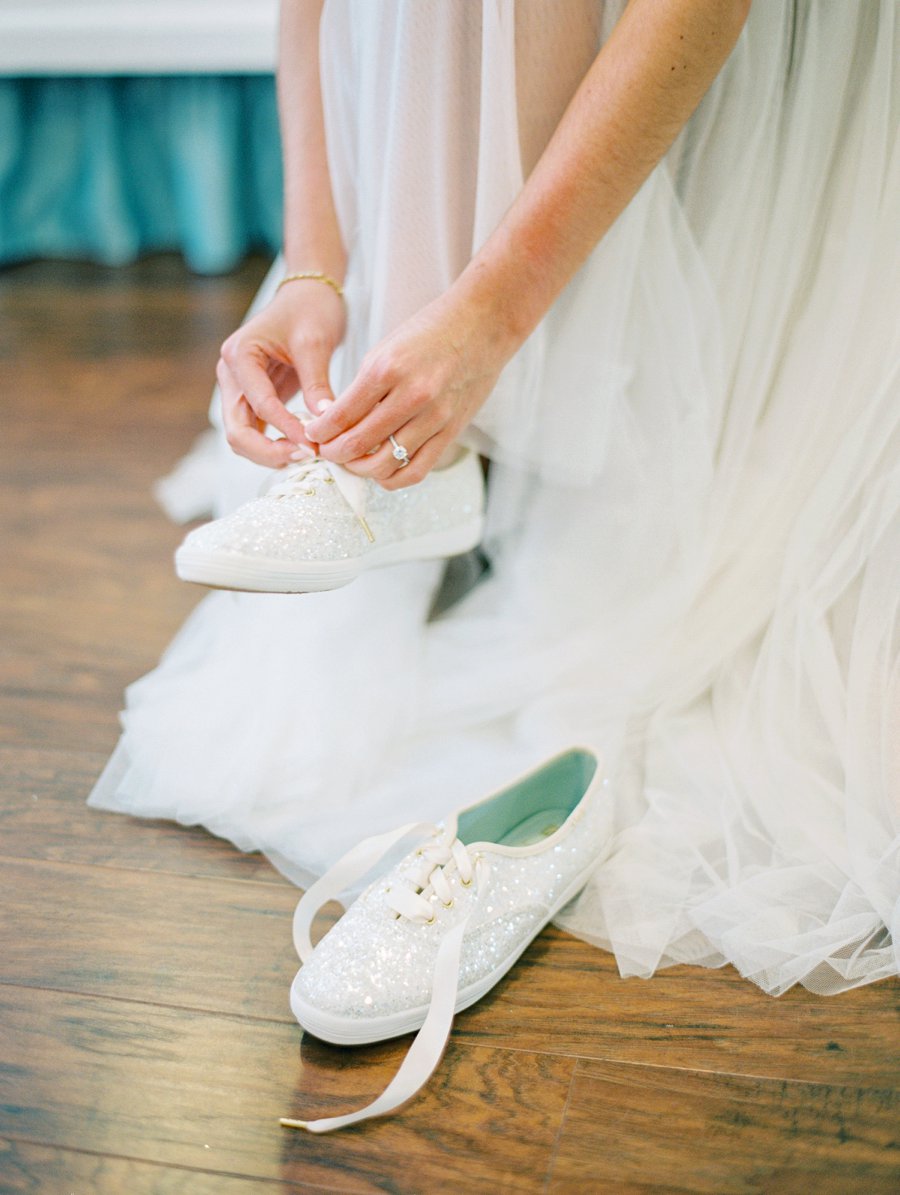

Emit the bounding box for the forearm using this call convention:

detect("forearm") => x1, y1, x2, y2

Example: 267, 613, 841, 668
456, 0, 751, 349
277, 0, 346, 280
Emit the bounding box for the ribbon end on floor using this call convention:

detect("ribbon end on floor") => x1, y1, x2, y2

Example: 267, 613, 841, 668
279, 1117, 309, 1131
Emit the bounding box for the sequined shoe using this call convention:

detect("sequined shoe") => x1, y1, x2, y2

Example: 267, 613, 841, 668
281, 748, 610, 1132
174, 446, 484, 592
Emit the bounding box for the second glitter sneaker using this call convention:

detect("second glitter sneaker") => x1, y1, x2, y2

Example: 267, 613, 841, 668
174, 447, 485, 593
281, 748, 611, 1133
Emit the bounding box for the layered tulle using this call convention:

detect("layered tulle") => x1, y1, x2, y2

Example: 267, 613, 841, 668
90, 1, 899, 996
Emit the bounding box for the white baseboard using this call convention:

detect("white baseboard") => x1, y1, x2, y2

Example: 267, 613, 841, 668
0, 1, 278, 74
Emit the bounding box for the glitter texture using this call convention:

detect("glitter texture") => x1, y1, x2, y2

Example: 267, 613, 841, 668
293, 775, 611, 1022
181, 451, 482, 564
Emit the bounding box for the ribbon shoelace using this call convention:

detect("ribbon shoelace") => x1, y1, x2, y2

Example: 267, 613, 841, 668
284, 821, 490, 1133
264, 455, 375, 542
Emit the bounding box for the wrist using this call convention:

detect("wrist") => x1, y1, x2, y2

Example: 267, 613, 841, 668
447, 269, 527, 365
277, 271, 345, 302
282, 236, 346, 287
451, 236, 554, 358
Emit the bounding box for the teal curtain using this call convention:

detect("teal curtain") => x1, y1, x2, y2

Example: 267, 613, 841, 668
0, 75, 282, 274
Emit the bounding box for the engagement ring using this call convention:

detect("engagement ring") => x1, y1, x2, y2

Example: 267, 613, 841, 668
389, 434, 410, 467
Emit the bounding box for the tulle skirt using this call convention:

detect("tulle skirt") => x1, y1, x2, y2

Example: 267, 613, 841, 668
90, 0, 900, 996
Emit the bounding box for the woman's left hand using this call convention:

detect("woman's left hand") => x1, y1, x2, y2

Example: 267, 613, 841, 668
303, 289, 517, 489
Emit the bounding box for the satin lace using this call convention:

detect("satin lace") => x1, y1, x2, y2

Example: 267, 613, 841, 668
386, 834, 482, 922
283, 821, 488, 1133
264, 456, 373, 539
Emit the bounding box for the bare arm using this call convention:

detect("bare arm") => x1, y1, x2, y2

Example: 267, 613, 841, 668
308, 0, 751, 486
277, 0, 345, 281
458, 0, 751, 347
217, 0, 346, 467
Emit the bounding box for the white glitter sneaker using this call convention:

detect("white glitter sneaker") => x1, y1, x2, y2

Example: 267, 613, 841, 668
174, 446, 484, 593
280, 748, 610, 1133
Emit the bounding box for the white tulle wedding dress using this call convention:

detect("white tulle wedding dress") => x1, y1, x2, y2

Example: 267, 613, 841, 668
90, 0, 899, 997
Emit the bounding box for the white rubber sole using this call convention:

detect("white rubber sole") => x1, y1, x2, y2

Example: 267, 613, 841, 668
290, 858, 600, 1047
175, 516, 485, 593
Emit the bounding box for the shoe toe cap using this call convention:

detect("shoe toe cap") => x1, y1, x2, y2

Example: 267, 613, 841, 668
180, 496, 371, 562
293, 908, 436, 1022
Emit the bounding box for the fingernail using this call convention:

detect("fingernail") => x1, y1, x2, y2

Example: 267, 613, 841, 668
289, 447, 313, 461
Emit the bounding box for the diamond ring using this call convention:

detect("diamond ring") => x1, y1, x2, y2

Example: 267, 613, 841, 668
389, 434, 410, 467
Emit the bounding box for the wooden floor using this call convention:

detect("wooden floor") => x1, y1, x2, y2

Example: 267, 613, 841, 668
1, 258, 897, 1194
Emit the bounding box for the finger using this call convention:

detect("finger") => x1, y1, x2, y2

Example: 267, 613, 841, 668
313, 379, 438, 463
270, 360, 301, 403
225, 343, 309, 445
219, 361, 303, 468
336, 407, 445, 478
379, 429, 454, 490
293, 339, 337, 417
304, 357, 392, 443
314, 395, 410, 465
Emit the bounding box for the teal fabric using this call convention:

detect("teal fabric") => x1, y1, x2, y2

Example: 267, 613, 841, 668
0, 75, 282, 274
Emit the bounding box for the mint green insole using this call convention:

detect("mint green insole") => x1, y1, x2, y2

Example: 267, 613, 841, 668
497, 807, 572, 848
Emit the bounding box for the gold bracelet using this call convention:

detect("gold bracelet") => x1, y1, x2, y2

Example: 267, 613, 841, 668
277, 271, 344, 300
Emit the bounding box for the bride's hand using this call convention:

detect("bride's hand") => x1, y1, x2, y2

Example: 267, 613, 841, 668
218, 282, 346, 468
304, 290, 517, 489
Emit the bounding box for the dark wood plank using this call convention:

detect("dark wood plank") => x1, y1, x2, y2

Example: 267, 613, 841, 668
4, 794, 896, 1091
0, 441, 202, 751
455, 926, 900, 1087
0, 1138, 308, 1195
3, 257, 897, 1195
0, 745, 285, 884
0, 985, 574, 1192
547, 1058, 900, 1194
0, 256, 269, 363
0, 258, 265, 754
0, 858, 298, 1017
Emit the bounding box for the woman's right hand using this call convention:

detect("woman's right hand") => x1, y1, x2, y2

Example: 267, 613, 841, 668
218, 279, 347, 468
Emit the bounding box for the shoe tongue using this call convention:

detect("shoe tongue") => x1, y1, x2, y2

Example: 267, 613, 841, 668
261, 458, 321, 497
262, 457, 368, 520
432, 816, 459, 848
407, 818, 460, 884
293, 406, 369, 517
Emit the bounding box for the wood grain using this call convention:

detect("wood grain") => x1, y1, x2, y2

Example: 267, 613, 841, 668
455, 925, 900, 1087
0, 1138, 300, 1195
2, 258, 897, 1195
0, 745, 285, 884
0, 258, 263, 754
3, 743, 895, 1094
0, 857, 298, 1017
0, 985, 574, 1193
547, 1058, 900, 1194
